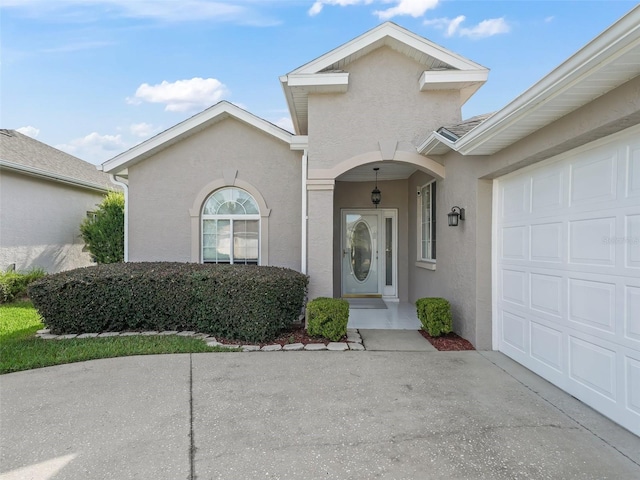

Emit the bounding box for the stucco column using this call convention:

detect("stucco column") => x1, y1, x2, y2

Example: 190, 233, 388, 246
306, 180, 335, 299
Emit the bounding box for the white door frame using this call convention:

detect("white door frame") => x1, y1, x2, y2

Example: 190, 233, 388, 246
341, 208, 398, 298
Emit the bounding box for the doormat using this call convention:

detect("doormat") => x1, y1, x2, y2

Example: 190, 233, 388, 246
345, 298, 388, 309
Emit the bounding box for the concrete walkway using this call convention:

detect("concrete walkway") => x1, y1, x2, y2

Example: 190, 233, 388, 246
360, 329, 436, 351
1, 351, 639, 480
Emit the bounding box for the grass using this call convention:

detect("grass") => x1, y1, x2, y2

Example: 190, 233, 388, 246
0, 301, 237, 375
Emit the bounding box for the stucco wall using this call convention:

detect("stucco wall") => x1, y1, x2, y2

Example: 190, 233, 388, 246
307, 46, 462, 171
0, 170, 105, 273
407, 76, 640, 350
333, 179, 409, 300
127, 117, 302, 270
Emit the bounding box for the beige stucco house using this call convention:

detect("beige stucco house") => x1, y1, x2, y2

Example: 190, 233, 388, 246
101, 9, 640, 436
0, 130, 115, 273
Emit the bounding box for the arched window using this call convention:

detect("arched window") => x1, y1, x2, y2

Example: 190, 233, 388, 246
202, 187, 260, 264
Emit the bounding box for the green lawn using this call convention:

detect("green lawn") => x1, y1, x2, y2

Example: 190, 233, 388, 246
0, 301, 236, 374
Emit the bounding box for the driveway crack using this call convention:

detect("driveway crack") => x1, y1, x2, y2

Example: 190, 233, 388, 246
189, 353, 196, 480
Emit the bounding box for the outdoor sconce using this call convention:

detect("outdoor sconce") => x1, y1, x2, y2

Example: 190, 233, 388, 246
448, 206, 465, 227
371, 167, 381, 208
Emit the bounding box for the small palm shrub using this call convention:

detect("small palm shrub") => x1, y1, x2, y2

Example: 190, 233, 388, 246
306, 297, 349, 342
416, 297, 452, 337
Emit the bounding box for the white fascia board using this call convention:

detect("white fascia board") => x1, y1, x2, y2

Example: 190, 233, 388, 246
290, 136, 309, 151
419, 70, 488, 91
0, 159, 111, 193
280, 75, 302, 135
286, 72, 349, 90
101, 101, 293, 174
417, 132, 457, 155
288, 22, 486, 75
454, 5, 640, 155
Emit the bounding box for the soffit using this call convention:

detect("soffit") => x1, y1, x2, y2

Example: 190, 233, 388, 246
337, 162, 418, 182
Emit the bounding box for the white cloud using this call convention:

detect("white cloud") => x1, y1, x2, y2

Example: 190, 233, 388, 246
127, 77, 229, 112
309, 0, 373, 17
129, 122, 160, 138
374, 0, 440, 20
424, 15, 510, 39
1, 1, 280, 26
16, 126, 40, 138
56, 132, 128, 163
545, 16, 555, 23
272, 116, 294, 132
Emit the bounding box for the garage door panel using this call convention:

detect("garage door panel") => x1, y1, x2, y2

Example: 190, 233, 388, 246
569, 217, 616, 266
627, 142, 640, 198
568, 277, 616, 333
569, 335, 617, 401
501, 311, 528, 353
530, 321, 563, 372
530, 272, 563, 317
496, 126, 640, 436
625, 354, 640, 417
625, 285, 640, 343
625, 214, 640, 268
531, 222, 564, 262
570, 149, 617, 206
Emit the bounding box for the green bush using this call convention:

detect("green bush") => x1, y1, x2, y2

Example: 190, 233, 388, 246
306, 297, 349, 342
80, 191, 124, 264
28, 262, 308, 343
0, 268, 46, 303
416, 297, 452, 337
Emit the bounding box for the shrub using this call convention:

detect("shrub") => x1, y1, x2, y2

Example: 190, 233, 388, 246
28, 262, 308, 343
416, 297, 452, 337
0, 268, 46, 303
80, 191, 124, 264
306, 297, 349, 342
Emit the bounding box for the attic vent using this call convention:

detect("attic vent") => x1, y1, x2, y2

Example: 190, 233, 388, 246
0, 129, 15, 137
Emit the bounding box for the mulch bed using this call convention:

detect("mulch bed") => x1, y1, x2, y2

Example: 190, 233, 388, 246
216, 324, 474, 351
418, 330, 475, 351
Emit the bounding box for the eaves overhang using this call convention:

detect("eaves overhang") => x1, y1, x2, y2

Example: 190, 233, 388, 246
419, 5, 640, 157
419, 70, 489, 105
100, 101, 294, 176
0, 159, 112, 193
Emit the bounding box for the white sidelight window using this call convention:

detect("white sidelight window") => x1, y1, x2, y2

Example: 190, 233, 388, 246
420, 181, 436, 261
201, 187, 260, 264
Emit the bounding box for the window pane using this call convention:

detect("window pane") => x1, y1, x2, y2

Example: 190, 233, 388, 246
233, 220, 259, 264
431, 182, 436, 260
203, 219, 230, 263
385, 217, 392, 286
203, 188, 259, 215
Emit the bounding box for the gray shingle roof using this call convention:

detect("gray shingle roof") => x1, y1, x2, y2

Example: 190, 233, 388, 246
437, 113, 494, 141
0, 129, 114, 190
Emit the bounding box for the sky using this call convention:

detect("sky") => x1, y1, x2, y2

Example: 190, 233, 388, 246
1, 0, 638, 164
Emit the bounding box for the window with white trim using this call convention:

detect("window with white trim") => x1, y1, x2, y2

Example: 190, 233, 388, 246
202, 187, 259, 264
420, 181, 436, 261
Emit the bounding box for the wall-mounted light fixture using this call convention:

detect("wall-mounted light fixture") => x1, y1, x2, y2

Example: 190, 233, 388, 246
448, 206, 465, 227
371, 167, 381, 208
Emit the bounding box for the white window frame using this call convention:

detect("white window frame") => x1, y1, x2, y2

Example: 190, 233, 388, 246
201, 188, 261, 265
417, 180, 436, 265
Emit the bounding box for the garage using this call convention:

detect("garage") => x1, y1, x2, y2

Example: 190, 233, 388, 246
495, 125, 640, 436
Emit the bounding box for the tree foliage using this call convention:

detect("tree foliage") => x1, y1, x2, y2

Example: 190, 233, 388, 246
80, 191, 124, 264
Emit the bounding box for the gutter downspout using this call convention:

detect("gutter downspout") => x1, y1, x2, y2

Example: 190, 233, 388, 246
109, 174, 129, 262
301, 149, 308, 274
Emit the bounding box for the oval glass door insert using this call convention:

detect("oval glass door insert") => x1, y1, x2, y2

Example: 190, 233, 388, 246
351, 221, 372, 282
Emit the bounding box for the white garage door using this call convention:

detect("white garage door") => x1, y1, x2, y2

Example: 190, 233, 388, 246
495, 125, 640, 436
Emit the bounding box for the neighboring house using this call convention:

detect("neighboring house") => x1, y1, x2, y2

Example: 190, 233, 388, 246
0, 130, 116, 273
101, 9, 640, 436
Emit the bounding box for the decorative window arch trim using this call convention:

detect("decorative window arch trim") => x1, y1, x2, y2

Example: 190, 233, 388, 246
190, 179, 271, 264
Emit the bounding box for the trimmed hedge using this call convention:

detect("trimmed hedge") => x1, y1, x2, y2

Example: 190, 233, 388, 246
416, 297, 452, 337
0, 268, 46, 304
28, 262, 308, 343
306, 297, 349, 342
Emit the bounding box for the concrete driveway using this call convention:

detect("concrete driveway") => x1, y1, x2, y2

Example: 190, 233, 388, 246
1, 351, 639, 479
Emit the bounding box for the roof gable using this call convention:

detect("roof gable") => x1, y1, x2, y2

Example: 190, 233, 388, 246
281, 22, 489, 135
101, 101, 294, 176
0, 129, 113, 191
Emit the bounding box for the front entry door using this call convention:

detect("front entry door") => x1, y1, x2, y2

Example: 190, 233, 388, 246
342, 209, 397, 298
